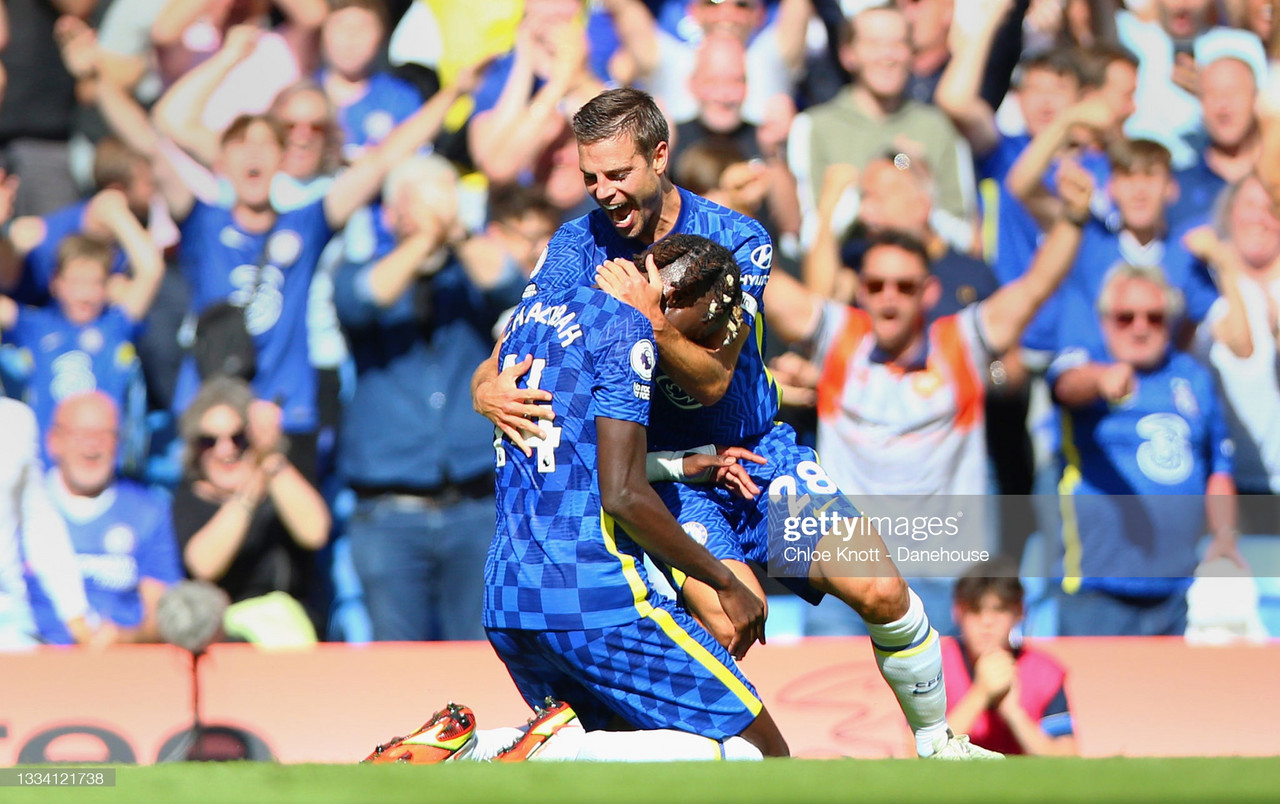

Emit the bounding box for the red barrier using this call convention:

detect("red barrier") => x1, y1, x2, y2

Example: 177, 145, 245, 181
1, 638, 1277, 764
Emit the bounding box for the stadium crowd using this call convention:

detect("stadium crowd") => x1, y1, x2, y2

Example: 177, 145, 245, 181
0, 0, 1277, 727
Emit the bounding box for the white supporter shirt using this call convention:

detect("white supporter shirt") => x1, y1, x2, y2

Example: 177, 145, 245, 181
0, 399, 88, 635
1196, 275, 1280, 493
811, 301, 994, 496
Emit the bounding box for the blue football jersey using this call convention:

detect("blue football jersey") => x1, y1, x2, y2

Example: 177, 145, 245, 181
6, 305, 142, 450
1052, 221, 1219, 357
1054, 350, 1231, 595
529, 187, 779, 450
28, 479, 182, 644
485, 286, 658, 631
177, 199, 333, 431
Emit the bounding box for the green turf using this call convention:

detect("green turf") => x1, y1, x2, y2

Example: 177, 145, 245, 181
6, 758, 1278, 804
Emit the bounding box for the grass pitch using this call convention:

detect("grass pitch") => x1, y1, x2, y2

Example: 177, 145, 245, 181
6, 757, 1278, 804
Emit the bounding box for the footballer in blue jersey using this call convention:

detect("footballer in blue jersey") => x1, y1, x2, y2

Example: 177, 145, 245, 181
487, 256, 786, 755
27, 392, 181, 644
1050, 263, 1238, 635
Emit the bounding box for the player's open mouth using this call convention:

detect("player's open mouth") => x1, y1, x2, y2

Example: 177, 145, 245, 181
602, 202, 634, 231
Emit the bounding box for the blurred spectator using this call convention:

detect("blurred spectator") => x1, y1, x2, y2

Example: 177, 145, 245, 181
0, 397, 90, 649
466, 0, 606, 215
605, 0, 809, 125
788, 5, 975, 251
159, 101, 414, 475
942, 562, 1077, 756
0, 196, 163, 453
1049, 263, 1239, 636
0, 137, 164, 307
899, 0, 953, 104
173, 377, 330, 621
1116, 0, 1260, 167
334, 155, 524, 641
802, 153, 998, 318
1050, 140, 1219, 359
28, 392, 181, 644
1004, 45, 1138, 357
150, 0, 326, 125
670, 32, 800, 246
482, 184, 558, 280
96, 0, 169, 101
319, 0, 423, 160
674, 137, 770, 219
935, 7, 1081, 259
1166, 48, 1263, 230
1191, 175, 1280, 494
760, 165, 1090, 628
0, 0, 81, 216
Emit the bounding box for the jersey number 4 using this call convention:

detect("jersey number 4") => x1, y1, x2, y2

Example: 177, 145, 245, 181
494, 355, 563, 473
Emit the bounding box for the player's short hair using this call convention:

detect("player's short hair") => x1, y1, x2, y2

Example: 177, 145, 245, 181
179, 376, 256, 480
221, 114, 286, 149
673, 136, 746, 197
327, 0, 389, 28
55, 234, 113, 276
954, 559, 1024, 611
572, 88, 669, 159
1074, 43, 1139, 90
641, 234, 742, 332
1096, 263, 1185, 321
487, 184, 558, 227
861, 229, 931, 273
92, 136, 146, 192
1015, 46, 1082, 87
1108, 138, 1172, 175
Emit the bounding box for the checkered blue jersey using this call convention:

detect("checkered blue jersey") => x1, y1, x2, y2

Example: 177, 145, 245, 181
527, 187, 779, 450
485, 285, 659, 631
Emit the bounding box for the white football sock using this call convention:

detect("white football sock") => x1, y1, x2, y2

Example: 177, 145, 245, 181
862, 588, 949, 757
532, 727, 759, 762
470, 727, 526, 762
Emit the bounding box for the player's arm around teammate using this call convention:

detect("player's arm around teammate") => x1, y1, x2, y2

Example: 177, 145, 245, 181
597, 253, 749, 406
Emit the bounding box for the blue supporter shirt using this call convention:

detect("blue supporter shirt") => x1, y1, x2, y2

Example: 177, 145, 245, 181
1051, 348, 1232, 597
322, 70, 422, 159
5, 305, 142, 452
333, 250, 525, 489
175, 199, 333, 432
485, 285, 657, 631
529, 187, 778, 450
1052, 221, 1218, 357
1167, 156, 1227, 232
27, 478, 182, 644
12, 201, 128, 306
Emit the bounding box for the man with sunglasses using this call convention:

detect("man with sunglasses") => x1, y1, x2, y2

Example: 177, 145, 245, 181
1048, 264, 1238, 637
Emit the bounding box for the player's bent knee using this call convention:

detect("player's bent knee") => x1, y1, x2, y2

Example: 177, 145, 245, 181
739, 707, 789, 758
824, 574, 908, 625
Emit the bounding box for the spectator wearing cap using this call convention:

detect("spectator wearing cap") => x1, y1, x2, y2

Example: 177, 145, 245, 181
1049, 263, 1240, 636
1116, 0, 1261, 168
1165, 36, 1268, 230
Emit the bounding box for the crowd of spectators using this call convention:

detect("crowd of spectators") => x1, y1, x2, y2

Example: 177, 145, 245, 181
0, 0, 1277, 656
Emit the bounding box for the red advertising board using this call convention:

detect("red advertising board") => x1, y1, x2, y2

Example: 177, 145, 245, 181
1, 638, 1276, 764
